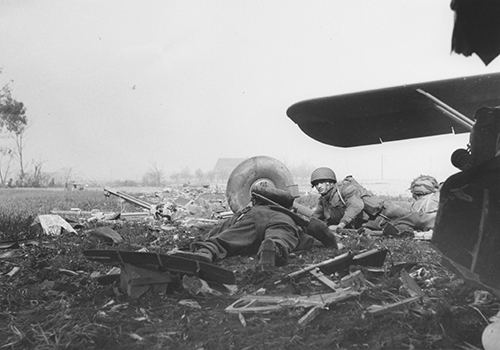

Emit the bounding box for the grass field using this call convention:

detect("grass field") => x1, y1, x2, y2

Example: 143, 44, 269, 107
0, 189, 121, 240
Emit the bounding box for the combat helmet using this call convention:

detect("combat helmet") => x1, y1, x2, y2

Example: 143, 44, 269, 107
310, 167, 337, 186
410, 175, 439, 197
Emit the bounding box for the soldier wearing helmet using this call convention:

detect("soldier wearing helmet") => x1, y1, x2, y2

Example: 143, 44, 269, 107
389, 175, 441, 233
311, 168, 442, 235
310, 167, 366, 231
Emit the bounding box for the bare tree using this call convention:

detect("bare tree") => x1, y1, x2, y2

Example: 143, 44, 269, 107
0, 84, 28, 184
62, 167, 73, 189
0, 146, 13, 186
142, 163, 165, 186
30, 159, 45, 187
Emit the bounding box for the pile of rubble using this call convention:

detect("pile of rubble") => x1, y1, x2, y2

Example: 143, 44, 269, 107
48, 185, 232, 232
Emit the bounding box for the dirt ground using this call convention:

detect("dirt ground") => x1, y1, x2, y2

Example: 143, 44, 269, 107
0, 190, 498, 349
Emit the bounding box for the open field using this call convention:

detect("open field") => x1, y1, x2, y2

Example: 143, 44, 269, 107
0, 188, 497, 349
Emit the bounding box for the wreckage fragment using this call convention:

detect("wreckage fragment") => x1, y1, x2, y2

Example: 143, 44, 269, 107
31, 215, 77, 236
365, 296, 422, 316
225, 289, 359, 314
83, 249, 236, 285
120, 263, 172, 298
87, 226, 124, 244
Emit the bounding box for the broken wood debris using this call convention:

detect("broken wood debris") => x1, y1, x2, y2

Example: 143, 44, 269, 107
365, 296, 422, 316
120, 263, 172, 298
225, 289, 360, 315
6, 266, 20, 277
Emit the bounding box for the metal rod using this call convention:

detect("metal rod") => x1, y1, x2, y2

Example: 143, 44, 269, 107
435, 105, 474, 131
416, 88, 475, 130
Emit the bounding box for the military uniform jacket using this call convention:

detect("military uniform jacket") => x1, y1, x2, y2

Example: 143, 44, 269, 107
193, 204, 300, 260
312, 182, 365, 227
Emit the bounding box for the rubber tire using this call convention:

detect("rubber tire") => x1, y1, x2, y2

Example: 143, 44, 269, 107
226, 156, 296, 213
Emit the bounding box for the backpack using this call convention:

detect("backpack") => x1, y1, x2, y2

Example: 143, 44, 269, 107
340, 176, 384, 217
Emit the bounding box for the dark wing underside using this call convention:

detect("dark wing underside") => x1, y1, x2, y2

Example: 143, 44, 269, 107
287, 73, 500, 147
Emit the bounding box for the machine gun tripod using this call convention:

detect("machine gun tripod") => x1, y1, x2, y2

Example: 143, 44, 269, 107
103, 187, 176, 220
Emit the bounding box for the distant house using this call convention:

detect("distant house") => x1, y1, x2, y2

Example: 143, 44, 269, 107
213, 158, 247, 182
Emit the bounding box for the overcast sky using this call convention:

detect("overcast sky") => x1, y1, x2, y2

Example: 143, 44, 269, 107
1, 0, 500, 183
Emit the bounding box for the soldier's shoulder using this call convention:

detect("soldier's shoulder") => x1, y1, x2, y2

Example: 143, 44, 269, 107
338, 183, 362, 197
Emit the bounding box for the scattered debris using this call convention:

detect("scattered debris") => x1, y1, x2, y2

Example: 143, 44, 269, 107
366, 296, 422, 316
120, 263, 172, 298
87, 226, 124, 244
0, 250, 21, 259
58, 268, 79, 276
6, 266, 20, 277
129, 333, 144, 342
178, 299, 202, 309
84, 249, 236, 285
399, 269, 425, 297
2, 184, 497, 349
298, 305, 323, 327
182, 275, 223, 297
238, 313, 247, 327
31, 215, 77, 236
340, 270, 372, 290
225, 289, 359, 316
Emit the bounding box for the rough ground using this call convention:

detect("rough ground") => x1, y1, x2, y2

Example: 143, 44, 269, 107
0, 189, 498, 349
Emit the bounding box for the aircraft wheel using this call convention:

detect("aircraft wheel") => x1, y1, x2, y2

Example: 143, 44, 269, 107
226, 156, 296, 212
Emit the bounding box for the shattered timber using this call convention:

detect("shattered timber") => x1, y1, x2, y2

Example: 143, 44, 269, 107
1, 183, 499, 349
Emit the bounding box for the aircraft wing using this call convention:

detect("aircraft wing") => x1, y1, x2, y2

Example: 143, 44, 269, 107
287, 73, 500, 147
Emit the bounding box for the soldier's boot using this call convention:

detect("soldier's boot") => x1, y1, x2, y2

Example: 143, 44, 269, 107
257, 239, 288, 271
305, 217, 338, 248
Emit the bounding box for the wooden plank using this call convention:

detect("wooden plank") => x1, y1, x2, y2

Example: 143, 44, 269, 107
366, 296, 421, 316
298, 306, 323, 327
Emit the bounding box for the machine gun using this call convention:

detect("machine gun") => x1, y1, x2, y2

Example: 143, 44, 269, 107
103, 187, 175, 220
275, 248, 388, 285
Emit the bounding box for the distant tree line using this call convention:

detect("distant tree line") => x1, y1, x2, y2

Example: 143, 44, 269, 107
139, 162, 317, 188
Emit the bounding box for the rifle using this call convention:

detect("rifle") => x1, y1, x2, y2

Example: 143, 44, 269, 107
251, 192, 309, 226
275, 251, 354, 284
252, 191, 338, 247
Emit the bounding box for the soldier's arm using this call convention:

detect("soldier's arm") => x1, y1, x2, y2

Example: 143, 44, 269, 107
339, 185, 364, 226
311, 198, 325, 219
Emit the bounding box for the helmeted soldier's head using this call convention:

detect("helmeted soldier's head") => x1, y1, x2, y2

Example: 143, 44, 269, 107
409, 175, 439, 200
310, 167, 337, 196
250, 182, 295, 208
